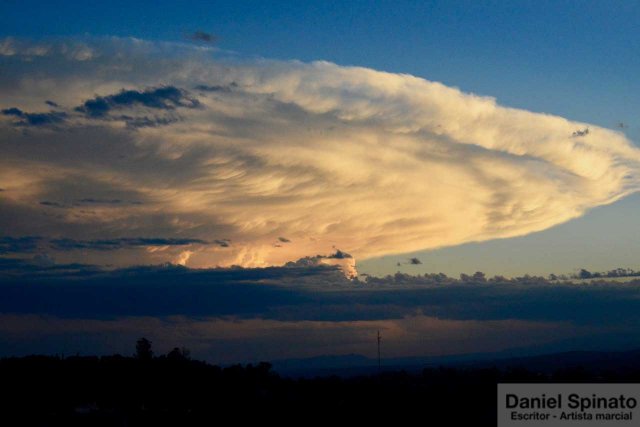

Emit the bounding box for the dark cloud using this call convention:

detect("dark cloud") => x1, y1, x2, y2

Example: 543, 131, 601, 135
78, 198, 123, 204
572, 128, 590, 137
40, 199, 142, 208
75, 86, 200, 118
49, 237, 207, 251
76, 198, 142, 206
409, 257, 422, 265
0, 257, 103, 278
0, 261, 343, 318
0, 236, 41, 254
284, 250, 353, 269
44, 100, 59, 108
2, 107, 23, 117
278, 237, 291, 243
1, 256, 640, 361
2, 107, 66, 126
187, 31, 217, 43
119, 115, 179, 128
194, 83, 237, 92
214, 239, 231, 247
31, 253, 56, 267
1, 261, 640, 328
327, 249, 352, 259
39, 200, 65, 208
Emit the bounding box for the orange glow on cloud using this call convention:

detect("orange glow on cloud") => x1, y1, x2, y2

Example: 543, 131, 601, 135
1, 38, 639, 275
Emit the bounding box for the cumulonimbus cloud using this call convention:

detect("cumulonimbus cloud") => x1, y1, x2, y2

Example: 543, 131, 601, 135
0, 37, 639, 272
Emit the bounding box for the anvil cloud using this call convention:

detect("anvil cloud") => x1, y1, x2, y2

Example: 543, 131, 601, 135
1, 37, 639, 271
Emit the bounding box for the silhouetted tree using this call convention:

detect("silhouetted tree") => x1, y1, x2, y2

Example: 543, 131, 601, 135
167, 347, 191, 361
136, 337, 153, 360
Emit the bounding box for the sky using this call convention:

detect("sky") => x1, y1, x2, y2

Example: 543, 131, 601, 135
1, 1, 640, 362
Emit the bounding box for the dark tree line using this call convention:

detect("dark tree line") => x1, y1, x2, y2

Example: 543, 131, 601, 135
3, 338, 640, 426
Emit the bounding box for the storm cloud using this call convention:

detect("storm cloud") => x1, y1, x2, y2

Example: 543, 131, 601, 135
1, 37, 639, 272
74, 86, 200, 117
1, 261, 639, 362
2, 107, 67, 126
49, 237, 208, 251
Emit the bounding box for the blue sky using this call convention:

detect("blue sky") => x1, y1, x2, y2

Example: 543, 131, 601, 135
2, 1, 639, 278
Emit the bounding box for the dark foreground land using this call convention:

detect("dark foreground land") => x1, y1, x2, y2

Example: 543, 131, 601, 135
2, 350, 640, 426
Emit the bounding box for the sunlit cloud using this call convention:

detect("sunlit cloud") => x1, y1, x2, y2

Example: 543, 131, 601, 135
1, 37, 639, 273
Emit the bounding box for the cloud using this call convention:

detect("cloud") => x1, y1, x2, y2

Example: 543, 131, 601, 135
3, 260, 640, 327
187, 31, 217, 44
278, 237, 291, 243
2, 107, 67, 126
78, 198, 137, 205
2, 107, 22, 116
195, 83, 237, 92
39, 200, 65, 208
0, 37, 93, 60
0, 234, 214, 260
174, 250, 193, 266
0, 236, 41, 254
49, 237, 208, 251
118, 114, 179, 128
214, 239, 231, 247
409, 257, 422, 265
1, 261, 640, 361
0, 38, 16, 56
1, 37, 640, 271
572, 127, 590, 137
285, 250, 357, 278
74, 86, 200, 117
327, 250, 352, 259
31, 253, 55, 267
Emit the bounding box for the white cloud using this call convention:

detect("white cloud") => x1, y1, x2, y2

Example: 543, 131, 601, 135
1, 37, 639, 271
0, 37, 17, 56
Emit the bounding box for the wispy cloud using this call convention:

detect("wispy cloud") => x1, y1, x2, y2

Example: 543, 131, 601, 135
0, 236, 41, 254
49, 237, 208, 251
186, 31, 217, 44
2, 107, 67, 126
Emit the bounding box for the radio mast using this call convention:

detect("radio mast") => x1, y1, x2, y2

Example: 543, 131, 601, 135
377, 330, 381, 373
